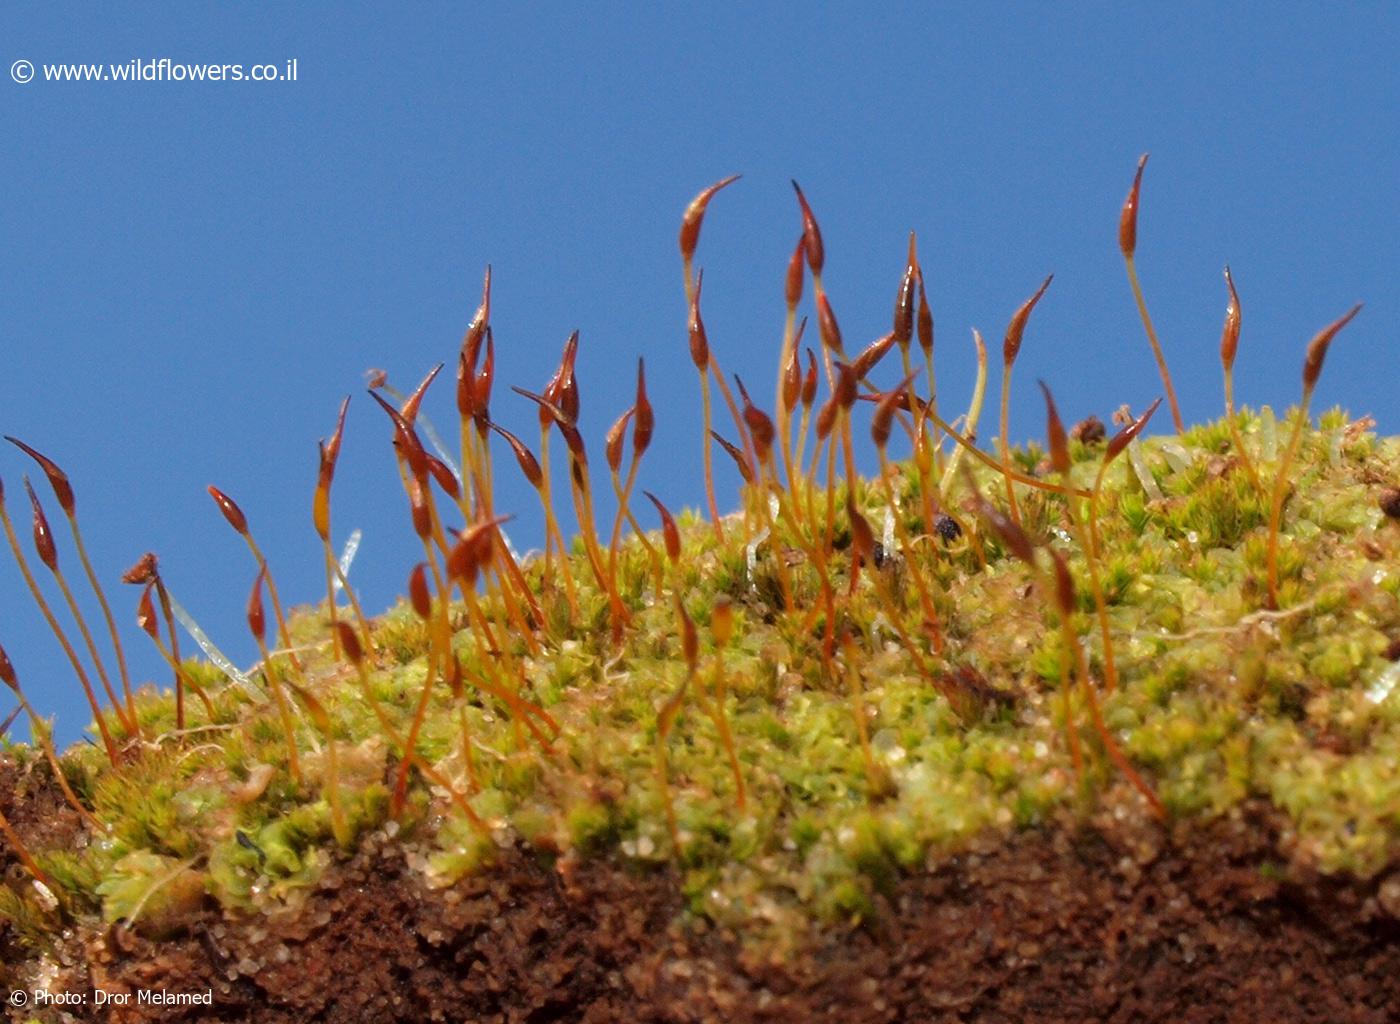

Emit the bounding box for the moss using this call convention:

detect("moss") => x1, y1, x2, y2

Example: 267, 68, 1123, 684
96, 850, 205, 936
5, 397, 1400, 951
426, 816, 499, 887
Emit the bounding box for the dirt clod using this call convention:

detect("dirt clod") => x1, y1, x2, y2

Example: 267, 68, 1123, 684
6, 782, 1398, 1023
1070, 415, 1106, 445
1378, 486, 1400, 519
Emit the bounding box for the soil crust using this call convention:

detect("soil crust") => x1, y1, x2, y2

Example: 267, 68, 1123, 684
4, 759, 1399, 1023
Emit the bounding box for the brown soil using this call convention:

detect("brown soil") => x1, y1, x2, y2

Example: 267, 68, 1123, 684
0, 751, 86, 853
4, 759, 1399, 1023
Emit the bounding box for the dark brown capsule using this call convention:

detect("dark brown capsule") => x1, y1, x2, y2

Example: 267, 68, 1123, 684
1002, 274, 1054, 367
643, 491, 681, 564
857, 388, 925, 415
679, 175, 741, 262
893, 233, 917, 350
1119, 154, 1148, 259
633, 359, 654, 458
407, 476, 432, 541
1105, 397, 1164, 463
288, 681, 331, 732
136, 583, 159, 639
0, 642, 16, 690
208, 485, 250, 537
815, 398, 839, 442
469, 514, 508, 560
790, 181, 825, 275
489, 421, 544, 490
871, 372, 919, 451
966, 488, 1036, 565
688, 269, 710, 371
446, 515, 511, 586
916, 270, 934, 360
511, 385, 570, 428
801, 348, 819, 409
23, 478, 58, 571
444, 650, 465, 700
446, 534, 480, 587
991, 508, 1037, 566
334, 621, 364, 666
786, 236, 805, 311
734, 376, 775, 463
781, 318, 807, 413
710, 431, 754, 485
246, 567, 267, 642
515, 385, 586, 465
462, 348, 484, 420
852, 332, 896, 380
605, 406, 635, 475
408, 563, 432, 620
781, 349, 801, 415
472, 330, 496, 428
1220, 266, 1241, 372
461, 266, 492, 378
677, 596, 698, 674
832, 361, 859, 410
847, 496, 875, 567
6, 437, 75, 516
426, 456, 461, 501
538, 339, 565, 426
1038, 380, 1071, 475
817, 293, 844, 355
559, 420, 588, 466
1301, 304, 1362, 394
1048, 548, 1076, 619
557, 339, 581, 424
368, 389, 430, 481
537, 327, 576, 425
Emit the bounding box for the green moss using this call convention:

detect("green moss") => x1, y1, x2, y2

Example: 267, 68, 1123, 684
4, 412, 1400, 952
96, 851, 205, 935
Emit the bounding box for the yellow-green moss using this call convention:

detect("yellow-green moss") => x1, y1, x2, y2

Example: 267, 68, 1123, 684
4, 410, 1400, 942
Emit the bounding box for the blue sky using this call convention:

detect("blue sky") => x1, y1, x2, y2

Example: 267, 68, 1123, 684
3, 4, 1397, 745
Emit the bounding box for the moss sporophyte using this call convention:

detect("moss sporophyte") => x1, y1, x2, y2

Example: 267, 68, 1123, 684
3, 160, 1398, 952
